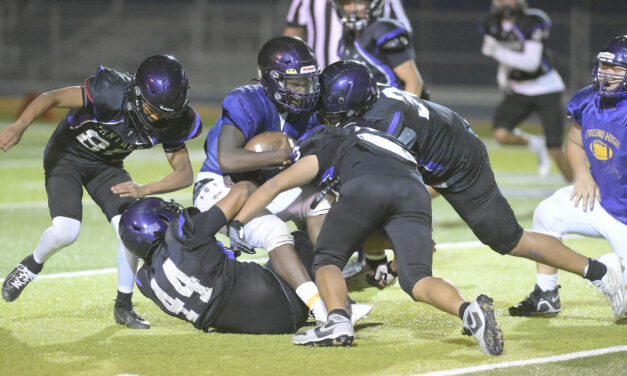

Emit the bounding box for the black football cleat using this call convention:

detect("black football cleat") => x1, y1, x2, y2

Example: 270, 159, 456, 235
114, 304, 151, 329
509, 284, 561, 317
2, 264, 38, 302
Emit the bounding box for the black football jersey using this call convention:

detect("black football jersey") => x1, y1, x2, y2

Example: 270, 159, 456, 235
359, 85, 486, 191
339, 18, 415, 90
135, 208, 247, 331
480, 8, 555, 81
293, 125, 419, 191
45, 66, 202, 163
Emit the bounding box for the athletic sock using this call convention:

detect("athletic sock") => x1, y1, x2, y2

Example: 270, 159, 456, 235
115, 291, 133, 307
21, 254, 43, 274
536, 273, 558, 291
329, 309, 350, 321
295, 281, 327, 322
458, 302, 471, 319
365, 252, 387, 270
583, 258, 607, 281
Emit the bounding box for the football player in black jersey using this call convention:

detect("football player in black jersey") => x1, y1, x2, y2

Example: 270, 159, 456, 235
315, 60, 626, 320
333, 0, 428, 99
479, 0, 572, 182
118, 182, 316, 334
0, 55, 202, 329
229, 125, 504, 354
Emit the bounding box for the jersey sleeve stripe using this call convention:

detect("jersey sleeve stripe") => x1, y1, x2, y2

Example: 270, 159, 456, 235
386, 111, 402, 135
375, 27, 407, 47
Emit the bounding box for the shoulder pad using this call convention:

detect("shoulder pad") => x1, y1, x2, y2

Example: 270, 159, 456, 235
87, 66, 132, 120
521, 9, 551, 39
367, 19, 411, 51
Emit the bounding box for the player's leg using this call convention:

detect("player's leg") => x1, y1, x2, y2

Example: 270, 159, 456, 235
292, 176, 387, 346
492, 93, 551, 176
535, 91, 573, 181
85, 163, 148, 329
386, 176, 504, 356
2, 158, 82, 302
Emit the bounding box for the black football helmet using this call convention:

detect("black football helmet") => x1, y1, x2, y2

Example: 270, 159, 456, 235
258, 36, 320, 114
332, 0, 384, 31
127, 54, 189, 138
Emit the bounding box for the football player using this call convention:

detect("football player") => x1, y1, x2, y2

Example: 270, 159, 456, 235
119, 183, 314, 334
510, 35, 627, 317
194, 36, 338, 324
479, 0, 572, 181
316, 59, 627, 320
0, 55, 202, 329
333, 0, 427, 99
229, 125, 505, 355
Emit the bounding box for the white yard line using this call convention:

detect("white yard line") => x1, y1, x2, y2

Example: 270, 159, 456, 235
412, 346, 627, 376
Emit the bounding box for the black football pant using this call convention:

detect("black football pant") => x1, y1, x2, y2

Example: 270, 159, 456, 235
313, 173, 433, 297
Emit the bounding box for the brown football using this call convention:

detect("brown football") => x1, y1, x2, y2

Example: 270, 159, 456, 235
244, 131, 295, 152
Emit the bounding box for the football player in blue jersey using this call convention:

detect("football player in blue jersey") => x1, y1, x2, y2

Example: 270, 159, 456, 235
510, 35, 627, 318
333, 0, 427, 99
194, 36, 340, 324
479, 0, 572, 181
315, 59, 627, 320
1, 54, 202, 329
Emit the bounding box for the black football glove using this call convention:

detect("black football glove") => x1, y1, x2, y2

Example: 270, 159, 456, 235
228, 220, 256, 255
365, 260, 398, 289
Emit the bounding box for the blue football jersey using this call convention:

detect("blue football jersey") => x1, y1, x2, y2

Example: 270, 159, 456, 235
199, 85, 320, 174
568, 86, 627, 225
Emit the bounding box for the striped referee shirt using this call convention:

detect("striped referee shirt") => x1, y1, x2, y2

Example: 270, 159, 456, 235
286, 0, 412, 69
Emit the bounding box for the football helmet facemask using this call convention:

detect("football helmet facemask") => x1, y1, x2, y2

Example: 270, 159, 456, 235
592, 35, 627, 107
119, 197, 182, 261
332, 0, 384, 31
258, 36, 320, 114
317, 60, 379, 126
127, 54, 189, 138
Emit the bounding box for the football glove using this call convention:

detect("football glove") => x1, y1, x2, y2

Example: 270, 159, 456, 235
366, 260, 397, 289
228, 220, 256, 255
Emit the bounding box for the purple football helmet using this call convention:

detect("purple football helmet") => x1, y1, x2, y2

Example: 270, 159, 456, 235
332, 0, 384, 31
258, 36, 320, 114
127, 54, 189, 137
119, 197, 181, 261
592, 35, 627, 107
317, 60, 379, 126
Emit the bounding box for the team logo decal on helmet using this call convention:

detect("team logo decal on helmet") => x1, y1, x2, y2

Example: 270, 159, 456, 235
127, 54, 190, 139
318, 60, 380, 126
592, 35, 627, 107
257, 36, 320, 114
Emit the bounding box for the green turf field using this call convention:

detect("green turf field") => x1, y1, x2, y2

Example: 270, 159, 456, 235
0, 121, 625, 376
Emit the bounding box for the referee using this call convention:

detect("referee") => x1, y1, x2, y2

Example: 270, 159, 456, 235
284, 0, 412, 69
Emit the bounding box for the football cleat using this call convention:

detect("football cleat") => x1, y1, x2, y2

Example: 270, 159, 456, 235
592, 253, 627, 319
293, 313, 354, 347
462, 294, 504, 356
508, 284, 561, 316
342, 257, 366, 278
114, 303, 151, 329
2, 264, 38, 302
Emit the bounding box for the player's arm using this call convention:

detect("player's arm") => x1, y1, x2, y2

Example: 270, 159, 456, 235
0, 86, 84, 152
111, 147, 194, 198
284, 0, 306, 39
565, 123, 599, 210
393, 60, 424, 98
217, 124, 292, 173
234, 154, 319, 224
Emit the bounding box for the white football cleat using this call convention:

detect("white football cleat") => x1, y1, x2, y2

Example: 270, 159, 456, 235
593, 253, 627, 319
293, 313, 354, 347
462, 294, 504, 356
527, 134, 551, 177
